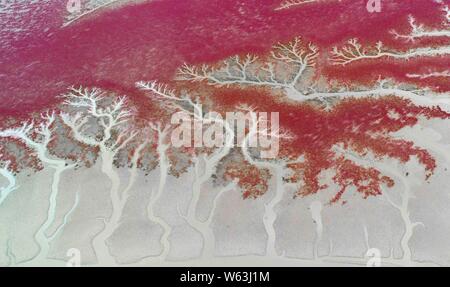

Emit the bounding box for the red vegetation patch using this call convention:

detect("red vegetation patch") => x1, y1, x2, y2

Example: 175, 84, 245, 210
330, 156, 395, 204
224, 160, 271, 199
0, 140, 42, 173
48, 122, 99, 169
324, 56, 450, 92
1, 1, 449, 204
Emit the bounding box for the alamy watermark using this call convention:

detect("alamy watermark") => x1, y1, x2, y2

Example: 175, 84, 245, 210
170, 106, 281, 159
66, 248, 81, 267
366, 248, 381, 267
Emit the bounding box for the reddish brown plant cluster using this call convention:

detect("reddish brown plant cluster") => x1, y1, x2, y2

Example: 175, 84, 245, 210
224, 160, 271, 199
